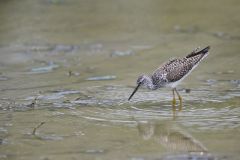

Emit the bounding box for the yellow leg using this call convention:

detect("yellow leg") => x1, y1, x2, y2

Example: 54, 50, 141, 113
172, 89, 176, 107
174, 88, 182, 111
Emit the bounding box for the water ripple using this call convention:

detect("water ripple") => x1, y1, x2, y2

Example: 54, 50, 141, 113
3, 80, 239, 130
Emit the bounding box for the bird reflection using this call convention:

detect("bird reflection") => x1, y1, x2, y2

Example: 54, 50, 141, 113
137, 120, 207, 153
171, 102, 184, 121
172, 104, 181, 119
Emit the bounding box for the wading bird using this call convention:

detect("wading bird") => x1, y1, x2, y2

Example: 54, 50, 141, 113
128, 46, 210, 107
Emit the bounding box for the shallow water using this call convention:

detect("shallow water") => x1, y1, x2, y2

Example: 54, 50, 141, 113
0, 0, 240, 160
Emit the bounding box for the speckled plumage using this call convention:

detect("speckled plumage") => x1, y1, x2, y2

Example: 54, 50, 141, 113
152, 46, 210, 88
128, 46, 210, 101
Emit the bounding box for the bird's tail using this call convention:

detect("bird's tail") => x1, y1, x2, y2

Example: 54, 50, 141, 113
186, 46, 210, 58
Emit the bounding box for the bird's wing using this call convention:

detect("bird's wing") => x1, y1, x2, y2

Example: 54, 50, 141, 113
153, 57, 177, 73
152, 46, 210, 83
164, 58, 194, 82
152, 58, 181, 83
186, 46, 210, 58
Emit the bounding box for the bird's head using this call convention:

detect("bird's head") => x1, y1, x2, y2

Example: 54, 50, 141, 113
128, 75, 152, 101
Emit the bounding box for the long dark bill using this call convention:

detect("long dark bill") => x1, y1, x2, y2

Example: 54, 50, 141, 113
128, 83, 141, 101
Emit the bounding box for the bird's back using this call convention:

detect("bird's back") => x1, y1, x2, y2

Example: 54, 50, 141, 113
152, 46, 210, 86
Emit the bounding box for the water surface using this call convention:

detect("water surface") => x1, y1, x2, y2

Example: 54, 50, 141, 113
0, 0, 240, 160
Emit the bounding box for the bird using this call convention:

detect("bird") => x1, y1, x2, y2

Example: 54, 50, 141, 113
128, 46, 210, 107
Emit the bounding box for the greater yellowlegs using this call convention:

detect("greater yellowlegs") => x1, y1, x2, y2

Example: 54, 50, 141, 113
128, 46, 210, 107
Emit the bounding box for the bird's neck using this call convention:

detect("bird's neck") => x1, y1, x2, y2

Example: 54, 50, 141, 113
143, 76, 157, 90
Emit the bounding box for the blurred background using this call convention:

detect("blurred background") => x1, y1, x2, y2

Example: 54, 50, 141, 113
0, 0, 240, 160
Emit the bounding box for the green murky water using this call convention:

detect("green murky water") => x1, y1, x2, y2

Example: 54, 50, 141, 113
0, 0, 240, 160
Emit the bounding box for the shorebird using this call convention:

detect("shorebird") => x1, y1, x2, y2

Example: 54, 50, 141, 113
128, 46, 210, 107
